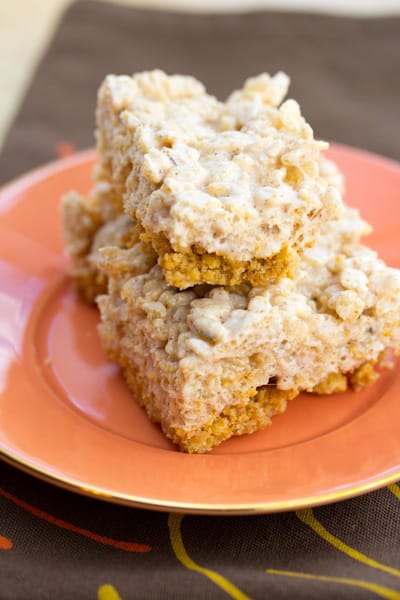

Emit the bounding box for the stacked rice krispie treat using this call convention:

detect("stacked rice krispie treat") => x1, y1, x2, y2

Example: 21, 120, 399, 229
62, 70, 400, 453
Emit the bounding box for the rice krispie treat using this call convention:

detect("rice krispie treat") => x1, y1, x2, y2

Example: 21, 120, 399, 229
96, 70, 343, 289
62, 70, 399, 453
61, 153, 342, 305
61, 176, 158, 303
93, 206, 400, 453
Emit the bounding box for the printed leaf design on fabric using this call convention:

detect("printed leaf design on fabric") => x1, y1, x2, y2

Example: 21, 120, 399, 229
388, 484, 400, 501
0, 535, 13, 550
296, 508, 400, 577
168, 513, 252, 600
0, 486, 151, 553
266, 569, 400, 600
98, 584, 123, 600
56, 141, 77, 158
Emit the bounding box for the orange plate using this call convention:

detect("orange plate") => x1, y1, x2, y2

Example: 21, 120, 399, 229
0, 144, 399, 514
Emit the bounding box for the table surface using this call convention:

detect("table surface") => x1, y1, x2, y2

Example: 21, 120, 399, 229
1, 0, 400, 150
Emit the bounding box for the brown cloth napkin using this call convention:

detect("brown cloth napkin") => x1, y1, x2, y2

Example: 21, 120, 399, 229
0, 2, 400, 599
1, 0, 400, 181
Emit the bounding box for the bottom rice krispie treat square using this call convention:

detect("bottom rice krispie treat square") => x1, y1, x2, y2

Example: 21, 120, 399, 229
89, 206, 400, 453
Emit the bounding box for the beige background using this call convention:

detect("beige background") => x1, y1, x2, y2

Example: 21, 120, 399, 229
1, 0, 400, 149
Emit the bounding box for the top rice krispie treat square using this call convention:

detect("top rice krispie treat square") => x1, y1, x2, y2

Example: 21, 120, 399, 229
96, 70, 343, 289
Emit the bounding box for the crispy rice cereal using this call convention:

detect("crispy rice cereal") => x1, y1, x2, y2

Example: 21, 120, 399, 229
61, 176, 156, 303
92, 206, 400, 452
96, 70, 343, 288
61, 70, 400, 453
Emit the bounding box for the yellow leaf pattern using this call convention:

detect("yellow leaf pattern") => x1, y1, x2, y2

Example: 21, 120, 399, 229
97, 584, 123, 600
388, 484, 400, 501
168, 513, 252, 600
296, 507, 400, 577
266, 569, 400, 600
